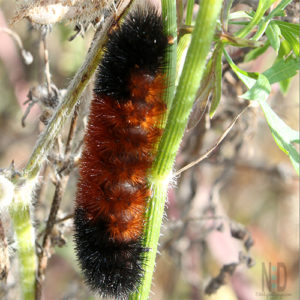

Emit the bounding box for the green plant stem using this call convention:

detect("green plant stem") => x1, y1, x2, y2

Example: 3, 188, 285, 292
161, 0, 177, 120
236, 0, 276, 39
130, 1, 223, 299
154, 0, 223, 176
186, 0, 195, 26
221, 0, 234, 31
10, 179, 37, 300
176, 34, 192, 86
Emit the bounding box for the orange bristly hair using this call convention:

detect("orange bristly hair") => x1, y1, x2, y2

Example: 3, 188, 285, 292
73, 6, 168, 299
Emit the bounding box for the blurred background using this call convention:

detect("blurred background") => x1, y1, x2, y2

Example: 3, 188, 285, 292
0, 0, 298, 299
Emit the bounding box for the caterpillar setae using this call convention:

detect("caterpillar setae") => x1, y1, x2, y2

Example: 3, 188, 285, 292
73, 4, 168, 299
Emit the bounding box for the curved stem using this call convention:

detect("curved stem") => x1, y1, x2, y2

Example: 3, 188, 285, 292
130, 0, 223, 298
161, 0, 177, 121
10, 179, 37, 300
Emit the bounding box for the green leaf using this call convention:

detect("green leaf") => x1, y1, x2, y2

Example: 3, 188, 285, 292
265, 22, 281, 52
229, 21, 250, 26
241, 74, 271, 101
209, 44, 223, 117
263, 57, 300, 84
274, 20, 300, 37
278, 39, 292, 60
251, 0, 291, 41
229, 11, 253, 20
223, 51, 299, 175
266, 0, 292, 21
244, 41, 270, 62
279, 77, 292, 94
236, 0, 277, 39
276, 20, 300, 57
258, 98, 300, 175
281, 30, 300, 56
224, 49, 258, 88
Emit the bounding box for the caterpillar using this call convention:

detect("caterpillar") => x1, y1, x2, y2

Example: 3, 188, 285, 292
74, 5, 168, 299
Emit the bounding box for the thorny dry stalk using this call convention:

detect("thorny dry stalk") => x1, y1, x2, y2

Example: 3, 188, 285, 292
35, 108, 79, 300
54, 213, 74, 225
64, 107, 79, 156
35, 176, 68, 300
13, 2, 136, 296
19, 8, 137, 294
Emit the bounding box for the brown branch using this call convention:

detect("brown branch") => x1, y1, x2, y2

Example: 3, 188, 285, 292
54, 213, 74, 225
34, 101, 80, 299
64, 106, 79, 156
35, 176, 66, 300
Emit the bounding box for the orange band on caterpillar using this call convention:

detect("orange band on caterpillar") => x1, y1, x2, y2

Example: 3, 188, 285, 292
74, 5, 168, 299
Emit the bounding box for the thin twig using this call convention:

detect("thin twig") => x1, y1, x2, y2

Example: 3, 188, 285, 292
64, 106, 79, 156
54, 213, 74, 225
35, 103, 80, 298
21, 97, 38, 127
42, 37, 51, 94
0, 27, 33, 64
35, 176, 66, 300
37, 213, 74, 239
175, 104, 249, 176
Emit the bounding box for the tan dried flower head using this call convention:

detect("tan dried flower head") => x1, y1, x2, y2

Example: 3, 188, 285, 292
12, 0, 115, 25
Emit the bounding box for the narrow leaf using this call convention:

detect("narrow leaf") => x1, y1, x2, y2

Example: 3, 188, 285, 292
274, 20, 300, 37
209, 44, 223, 117
265, 22, 281, 52
277, 39, 292, 60
229, 11, 252, 20
279, 77, 292, 94
281, 30, 300, 56
258, 99, 300, 175
263, 57, 300, 84
266, 0, 292, 21
224, 49, 258, 88
244, 41, 270, 62
241, 74, 271, 101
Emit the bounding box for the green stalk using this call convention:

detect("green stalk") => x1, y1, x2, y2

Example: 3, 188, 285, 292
10, 179, 37, 300
130, 0, 222, 299
161, 0, 177, 119
235, 0, 276, 39
175, 34, 192, 86
154, 0, 222, 177
186, 0, 195, 26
